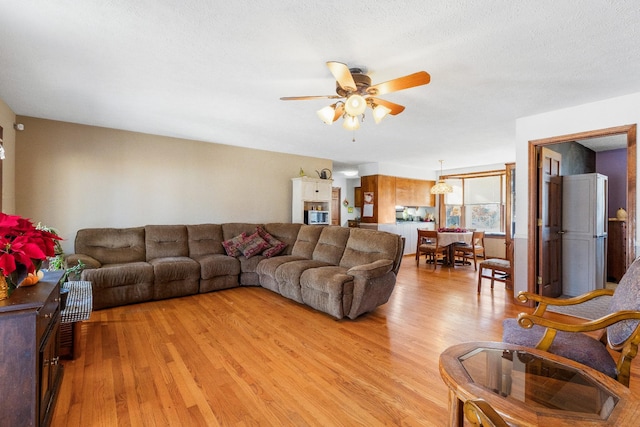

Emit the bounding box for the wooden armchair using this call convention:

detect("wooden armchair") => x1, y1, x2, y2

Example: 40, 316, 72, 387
503, 257, 640, 387
415, 229, 446, 270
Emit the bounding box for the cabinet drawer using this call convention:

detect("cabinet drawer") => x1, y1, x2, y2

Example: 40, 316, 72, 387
37, 283, 60, 340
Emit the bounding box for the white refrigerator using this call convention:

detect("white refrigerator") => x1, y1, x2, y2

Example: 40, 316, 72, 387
561, 173, 608, 296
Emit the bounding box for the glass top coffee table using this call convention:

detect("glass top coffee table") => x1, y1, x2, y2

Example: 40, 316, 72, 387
439, 342, 640, 426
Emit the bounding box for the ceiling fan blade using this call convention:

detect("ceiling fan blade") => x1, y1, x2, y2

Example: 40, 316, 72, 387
367, 97, 405, 115
333, 103, 345, 122
280, 95, 343, 101
367, 71, 431, 96
326, 61, 357, 92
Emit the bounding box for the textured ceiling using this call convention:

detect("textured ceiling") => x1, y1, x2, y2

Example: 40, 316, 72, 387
1, 1, 639, 173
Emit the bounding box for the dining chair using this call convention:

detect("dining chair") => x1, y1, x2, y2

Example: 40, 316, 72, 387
415, 229, 447, 270
454, 230, 485, 270
503, 256, 640, 387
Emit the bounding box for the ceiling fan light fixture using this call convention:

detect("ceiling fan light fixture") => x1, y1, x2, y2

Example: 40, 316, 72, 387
344, 94, 367, 116
342, 115, 360, 131
372, 104, 392, 124
317, 105, 336, 125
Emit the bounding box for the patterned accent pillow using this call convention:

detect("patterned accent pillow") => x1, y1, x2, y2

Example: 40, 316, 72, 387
263, 242, 287, 258
238, 232, 270, 258
222, 232, 246, 257
256, 227, 284, 248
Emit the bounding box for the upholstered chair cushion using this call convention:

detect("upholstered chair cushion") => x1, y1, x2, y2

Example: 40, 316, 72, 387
502, 318, 617, 378
607, 257, 640, 347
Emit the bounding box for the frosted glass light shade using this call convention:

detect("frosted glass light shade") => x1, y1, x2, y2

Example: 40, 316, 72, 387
342, 115, 360, 130
344, 94, 367, 116
317, 105, 335, 125
430, 180, 453, 194
372, 104, 391, 124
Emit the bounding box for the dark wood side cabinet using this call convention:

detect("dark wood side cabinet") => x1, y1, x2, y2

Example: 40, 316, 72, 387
0, 270, 64, 426
607, 219, 627, 283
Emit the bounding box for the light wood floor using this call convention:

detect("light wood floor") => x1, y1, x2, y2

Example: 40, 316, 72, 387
52, 256, 640, 426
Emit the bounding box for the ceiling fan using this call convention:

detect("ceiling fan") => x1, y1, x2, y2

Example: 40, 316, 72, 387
281, 61, 430, 131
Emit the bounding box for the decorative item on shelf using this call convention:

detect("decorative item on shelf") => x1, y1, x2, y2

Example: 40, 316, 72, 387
316, 168, 332, 179
616, 207, 628, 221
0, 213, 62, 300
299, 167, 305, 177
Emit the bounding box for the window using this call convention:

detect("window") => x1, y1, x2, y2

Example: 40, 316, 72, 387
441, 171, 506, 233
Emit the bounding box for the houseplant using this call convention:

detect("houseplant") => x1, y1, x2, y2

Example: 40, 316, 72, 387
0, 213, 61, 299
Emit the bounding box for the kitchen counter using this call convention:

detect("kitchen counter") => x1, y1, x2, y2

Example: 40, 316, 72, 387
358, 221, 436, 255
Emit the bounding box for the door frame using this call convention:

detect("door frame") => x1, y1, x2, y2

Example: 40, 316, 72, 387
527, 124, 637, 298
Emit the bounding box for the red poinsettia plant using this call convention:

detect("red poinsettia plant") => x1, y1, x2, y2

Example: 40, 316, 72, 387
0, 213, 61, 292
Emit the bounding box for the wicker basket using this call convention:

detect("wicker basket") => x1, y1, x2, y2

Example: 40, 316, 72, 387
0, 276, 8, 301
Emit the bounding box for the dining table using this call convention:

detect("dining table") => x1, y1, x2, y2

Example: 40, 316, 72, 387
437, 231, 473, 266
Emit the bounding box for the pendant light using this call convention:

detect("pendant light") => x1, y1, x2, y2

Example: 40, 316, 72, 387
430, 160, 453, 194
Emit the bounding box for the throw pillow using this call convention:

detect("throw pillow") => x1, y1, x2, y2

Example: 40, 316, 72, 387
256, 226, 284, 248
238, 232, 270, 258
263, 242, 287, 258
222, 232, 247, 257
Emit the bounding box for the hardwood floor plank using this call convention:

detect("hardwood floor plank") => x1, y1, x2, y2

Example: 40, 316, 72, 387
51, 256, 640, 426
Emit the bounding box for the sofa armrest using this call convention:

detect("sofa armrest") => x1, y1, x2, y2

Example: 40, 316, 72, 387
66, 253, 101, 270
347, 259, 393, 279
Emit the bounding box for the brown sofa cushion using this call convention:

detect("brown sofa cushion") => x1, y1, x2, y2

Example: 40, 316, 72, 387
187, 224, 225, 257
291, 225, 323, 258
145, 225, 189, 260
75, 227, 146, 264
263, 223, 302, 255
312, 226, 350, 265
340, 228, 400, 269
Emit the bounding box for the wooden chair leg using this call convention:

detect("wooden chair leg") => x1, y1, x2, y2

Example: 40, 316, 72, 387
477, 267, 482, 293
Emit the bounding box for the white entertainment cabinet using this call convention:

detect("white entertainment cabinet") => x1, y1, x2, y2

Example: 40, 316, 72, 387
291, 177, 333, 225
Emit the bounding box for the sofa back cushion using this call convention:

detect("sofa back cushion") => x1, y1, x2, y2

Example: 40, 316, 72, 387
291, 225, 324, 258
263, 223, 302, 255
222, 223, 264, 241
340, 228, 401, 269
187, 224, 225, 257
75, 227, 146, 264
145, 225, 189, 260
312, 226, 351, 265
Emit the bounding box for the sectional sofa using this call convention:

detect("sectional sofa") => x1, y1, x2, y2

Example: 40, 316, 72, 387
66, 223, 405, 319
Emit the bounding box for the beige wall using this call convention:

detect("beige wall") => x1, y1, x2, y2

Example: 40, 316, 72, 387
0, 98, 16, 212
15, 116, 331, 253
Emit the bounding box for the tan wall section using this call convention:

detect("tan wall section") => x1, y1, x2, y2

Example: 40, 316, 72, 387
15, 117, 331, 253
0, 98, 16, 212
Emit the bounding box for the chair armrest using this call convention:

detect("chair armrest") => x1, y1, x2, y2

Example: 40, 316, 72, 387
66, 253, 101, 270
516, 288, 614, 316
347, 259, 393, 279
517, 310, 640, 333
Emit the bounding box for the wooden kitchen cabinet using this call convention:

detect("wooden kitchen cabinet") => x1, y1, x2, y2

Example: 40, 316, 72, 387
0, 270, 64, 427
607, 219, 627, 282
360, 175, 396, 224
354, 187, 362, 208
395, 177, 435, 206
